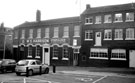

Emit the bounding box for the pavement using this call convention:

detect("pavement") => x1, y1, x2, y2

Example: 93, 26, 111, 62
50, 66, 135, 77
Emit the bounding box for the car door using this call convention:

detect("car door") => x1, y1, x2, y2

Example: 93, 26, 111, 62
30, 61, 39, 73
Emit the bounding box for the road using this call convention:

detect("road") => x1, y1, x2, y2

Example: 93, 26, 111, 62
0, 71, 135, 83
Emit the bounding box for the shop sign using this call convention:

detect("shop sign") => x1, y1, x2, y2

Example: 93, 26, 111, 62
51, 38, 69, 44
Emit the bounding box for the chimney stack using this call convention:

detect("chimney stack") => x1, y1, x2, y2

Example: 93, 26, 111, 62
86, 4, 91, 9
0, 23, 4, 28
36, 10, 41, 22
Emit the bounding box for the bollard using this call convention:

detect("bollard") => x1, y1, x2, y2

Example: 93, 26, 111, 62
53, 64, 56, 73
26, 67, 29, 77
39, 66, 42, 75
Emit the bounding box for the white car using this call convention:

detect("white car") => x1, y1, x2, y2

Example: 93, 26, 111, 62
15, 59, 49, 76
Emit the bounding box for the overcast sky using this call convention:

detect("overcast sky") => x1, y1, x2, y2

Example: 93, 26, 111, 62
0, 0, 134, 28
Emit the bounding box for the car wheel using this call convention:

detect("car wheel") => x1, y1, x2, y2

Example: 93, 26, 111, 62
44, 68, 49, 74
28, 70, 33, 76
16, 72, 21, 76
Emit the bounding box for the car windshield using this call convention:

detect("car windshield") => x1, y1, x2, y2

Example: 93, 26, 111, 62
17, 60, 29, 66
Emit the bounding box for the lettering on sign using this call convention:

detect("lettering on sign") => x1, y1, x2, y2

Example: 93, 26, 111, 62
51, 38, 66, 44
26, 39, 49, 43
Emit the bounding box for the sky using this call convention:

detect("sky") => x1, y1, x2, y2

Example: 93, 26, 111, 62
0, 0, 134, 28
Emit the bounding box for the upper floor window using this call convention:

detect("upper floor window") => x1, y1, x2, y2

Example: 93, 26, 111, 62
114, 29, 123, 40
126, 28, 134, 40
14, 31, 18, 39
85, 30, 93, 40
104, 29, 112, 40
114, 13, 123, 22
85, 17, 93, 24
53, 27, 59, 38
104, 14, 112, 23
95, 16, 102, 24
74, 25, 80, 37
44, 28, 49, 38
126, 12, 134, 22
63, 26, 69, 38
21, 30, 25, 39
37, 28, 41, 38
29, 29, 33, 39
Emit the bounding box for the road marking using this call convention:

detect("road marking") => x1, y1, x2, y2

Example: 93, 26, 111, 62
92, 75, 107, 83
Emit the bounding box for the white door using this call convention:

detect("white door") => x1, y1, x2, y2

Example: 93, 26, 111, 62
129, 50, 135, 68
43, 47, 50, 65
95, 32, 102, 46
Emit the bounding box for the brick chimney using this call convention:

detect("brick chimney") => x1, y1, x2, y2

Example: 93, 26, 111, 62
36, 10, 41, 22
86, 4, 91, 9
0, 23, 4, 28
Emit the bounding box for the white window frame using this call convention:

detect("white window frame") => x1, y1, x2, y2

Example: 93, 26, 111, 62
111, 49, 126, 60
73, 25, 80, 37
104, 29, 112, 40
125, 28, 135, 40
21, 30, 25, 39
114, 13, 123, 22
114, 29, 123, 40
85, 30, 93, 40
52, 45, 58, 59
53, 27, 59, 38
90, 48, 108, 59
28, 45, 32, 58
95, 16, 102, 24
35, 45, 40, 58
62, 45, 69, 60
63, 26, 69, 38
126, 12, 134, 22
85, 17, 93, 24
104, 14, 112, 23
44, 28, 49, 38
37, 28, 41, 38
29, 29, 33, 39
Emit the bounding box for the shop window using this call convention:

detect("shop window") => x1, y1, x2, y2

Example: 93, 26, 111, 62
126, 28, 135, 40
62, 45, 69, 60
52, 45, 58, 59
111, 49, 126, 60
104, 29, 112, 40
85, 30, 93, 40
28, 45, 32, 58
35, 45, 41, 58
126, 12, 134, 22
90, 48, 108, 59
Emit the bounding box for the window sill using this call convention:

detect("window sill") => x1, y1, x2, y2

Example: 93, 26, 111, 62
52, 57, 58, 60
35, 56, 40, 58
62, 36, 69, 38
104, 39, 112, 40
27, 56, 32, 58
95, 22, 101, 24
62, 58, 69, 60
114, 38, 123, 40
89, 57, 108, 60
113, 21, 123, 23
85, 23, 93, 25
73, 36, 80, 38
84, 39, 93, 41
111, 58, 126, 60
104, 22, 112, 23
125, 38, 135, 40
125, 20, 134, 22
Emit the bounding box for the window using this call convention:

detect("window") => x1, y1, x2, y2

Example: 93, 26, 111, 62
14, 31, 18, 39
29, 29, 33, 39
85, 17, 93, 24
73, 39, 77, 46
21, 30, 25, 39
44, 28, 49, 38
74, 26, 80, 37
104, 14, 112, 23
63, 26, 69, 37
126, 12, 134, 22
37, 28, 41, 38
126, 28, 134, 40
95, 16, 102, 24
53, 27, 59, 38
85, 30, 93, 40
111, 49, 126, 60
35, 45, 40, 58
52, 45, 58, 59
90, 48, 108, 59
104, 29, 112, 40
62, 45, 68, 60
114, 13, 123, 22
114, 29, 123, 40
28, 45, 32, 58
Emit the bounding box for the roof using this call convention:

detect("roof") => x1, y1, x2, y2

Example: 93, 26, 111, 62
82, 3, 135, 15
14, 16, 80, 28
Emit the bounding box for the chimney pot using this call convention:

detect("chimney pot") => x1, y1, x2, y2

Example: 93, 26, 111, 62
86, 4, 91, 9
36, 10, 41, 22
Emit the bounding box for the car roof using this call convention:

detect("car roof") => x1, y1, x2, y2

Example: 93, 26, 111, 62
19, 59, 40, 62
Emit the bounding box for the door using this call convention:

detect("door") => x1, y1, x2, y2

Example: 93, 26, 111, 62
95, 32, 102, 46
43, 48, 50, 65
129, 50, 135, 68
73, 53, 79, 66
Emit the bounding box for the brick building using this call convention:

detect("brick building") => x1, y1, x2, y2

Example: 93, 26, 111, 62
80, 3, 135, 68
13, 10, 81, 66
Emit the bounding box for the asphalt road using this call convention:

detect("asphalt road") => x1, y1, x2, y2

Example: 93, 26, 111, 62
0, 71, 135, 83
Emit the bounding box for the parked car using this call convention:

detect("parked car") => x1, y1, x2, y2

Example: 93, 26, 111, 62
0, 59, 16, 73
15, 59, 49, 76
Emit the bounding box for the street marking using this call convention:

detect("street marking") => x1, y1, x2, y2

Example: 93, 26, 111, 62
92, 75, 107, 83
75, 77, 93, 82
